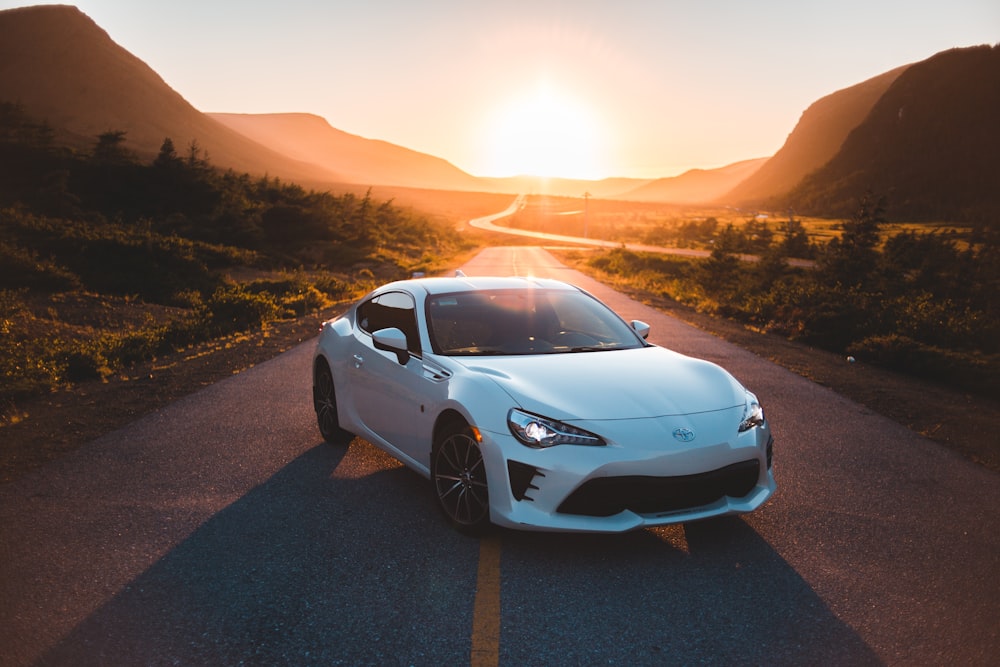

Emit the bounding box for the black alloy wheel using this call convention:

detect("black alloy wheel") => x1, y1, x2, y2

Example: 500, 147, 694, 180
313, 362, 353, 445
432, 423, 491, 532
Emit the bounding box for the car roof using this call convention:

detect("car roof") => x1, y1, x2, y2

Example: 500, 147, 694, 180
381, 276, 580, 296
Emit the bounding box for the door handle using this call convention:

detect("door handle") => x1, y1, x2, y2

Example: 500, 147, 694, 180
353, 354, 364, 368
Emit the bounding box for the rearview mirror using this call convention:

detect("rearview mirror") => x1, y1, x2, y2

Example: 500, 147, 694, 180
373, 327, 410, 364
631, 320, 650, 340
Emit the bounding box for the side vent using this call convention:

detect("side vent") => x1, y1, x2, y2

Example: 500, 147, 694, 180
507, 460, 544, 501
422, 363, 453, 382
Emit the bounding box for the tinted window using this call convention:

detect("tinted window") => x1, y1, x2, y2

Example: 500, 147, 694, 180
426, 289, 644, 356
357, 291, 421, 355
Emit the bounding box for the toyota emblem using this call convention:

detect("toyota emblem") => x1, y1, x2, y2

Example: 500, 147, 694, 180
672, 427, 696, 442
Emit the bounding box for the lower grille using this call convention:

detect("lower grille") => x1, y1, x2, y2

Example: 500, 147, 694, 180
557, 460, 761, 517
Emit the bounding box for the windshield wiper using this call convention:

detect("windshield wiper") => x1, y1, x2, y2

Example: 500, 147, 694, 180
447, 347, 508, 356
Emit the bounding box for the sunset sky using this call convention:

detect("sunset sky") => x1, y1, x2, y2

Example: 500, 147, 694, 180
3, 1, 997, 179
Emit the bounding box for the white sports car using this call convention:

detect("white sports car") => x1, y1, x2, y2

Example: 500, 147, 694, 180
312, 275, 775, 533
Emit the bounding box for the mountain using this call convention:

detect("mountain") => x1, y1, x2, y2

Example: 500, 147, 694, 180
616, 158, 767, 204
210, 114, 658, 197
0, 5, 342, 183
5, 5, 995, 219
0, 5, 665, 199
783, 45, 1000, 221
208, 112, 487, 192
722, 65, 909, 207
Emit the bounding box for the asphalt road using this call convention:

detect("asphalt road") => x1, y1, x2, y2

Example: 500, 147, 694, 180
2, 246, 998, 666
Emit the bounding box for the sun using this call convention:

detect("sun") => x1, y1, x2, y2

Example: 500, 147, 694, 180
485, 84, 606, 179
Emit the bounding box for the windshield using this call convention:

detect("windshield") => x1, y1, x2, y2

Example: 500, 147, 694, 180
426, 288, 646, 356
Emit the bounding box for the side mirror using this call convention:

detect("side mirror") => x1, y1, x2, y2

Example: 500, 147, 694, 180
372, 327, 410, 365
631, 320, 650, 340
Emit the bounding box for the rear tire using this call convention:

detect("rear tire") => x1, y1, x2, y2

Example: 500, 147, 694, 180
431, 421, 491, 533
313, 362, 353, 445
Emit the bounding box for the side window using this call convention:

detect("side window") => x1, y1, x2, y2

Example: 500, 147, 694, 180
357, 291, 421, 355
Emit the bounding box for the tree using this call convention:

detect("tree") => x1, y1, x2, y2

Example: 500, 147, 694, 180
840, 192, 884, 253
700, 244, 742, 302
153, 137, 181, 169
186, 139, 211, 170
779, 215, 813, 258
819, 192, 886, 287
755, 244, 789, 291
92, 130, 132, 164
714, 222, 744, 253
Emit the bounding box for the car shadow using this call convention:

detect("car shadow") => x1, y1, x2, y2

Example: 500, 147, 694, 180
496, 517, 882, 665
36, 442, 879, 666
35, 442, 482, 666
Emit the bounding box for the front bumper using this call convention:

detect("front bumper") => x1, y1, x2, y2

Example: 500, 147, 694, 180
480, 412, 775, 533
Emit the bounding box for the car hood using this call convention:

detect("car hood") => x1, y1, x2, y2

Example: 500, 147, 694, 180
454, 346, 747, 421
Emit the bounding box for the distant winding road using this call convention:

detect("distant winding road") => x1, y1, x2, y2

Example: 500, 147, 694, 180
0, 243, 996, 665
470, 195, 815, 267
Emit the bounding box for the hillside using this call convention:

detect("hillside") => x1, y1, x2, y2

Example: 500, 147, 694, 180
208, 114, 654, 197
0, 5, 339, 183
209, 112, 487, 192
617, 158, 767, 204
722, 65, 909, 206
783, 45, 1000, 222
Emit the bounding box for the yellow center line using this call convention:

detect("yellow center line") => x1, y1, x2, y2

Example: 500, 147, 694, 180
470, 535, 502, 667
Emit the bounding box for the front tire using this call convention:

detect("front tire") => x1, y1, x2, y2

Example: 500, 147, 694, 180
313, 361, 353, 445
431, 422, 491, 533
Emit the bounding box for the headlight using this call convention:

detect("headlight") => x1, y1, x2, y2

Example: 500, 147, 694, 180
508, 409, 606, 448
738, 393, 765, 432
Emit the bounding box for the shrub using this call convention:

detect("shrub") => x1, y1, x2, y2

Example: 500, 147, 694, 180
205, 285, 279, 335
57, 340, 112, 382
312, 274, 352, 300
281, 285, 328, 317
103, 328, 162, 367
0, 288, 28, 333
159, 312, 209, 350
0, 239, 80, 291
849, 334, 998, 396
0, 337, 63, 403
168, 289, 203, 309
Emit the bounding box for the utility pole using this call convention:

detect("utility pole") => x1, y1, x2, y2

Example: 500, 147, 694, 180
583, 191, 590, 238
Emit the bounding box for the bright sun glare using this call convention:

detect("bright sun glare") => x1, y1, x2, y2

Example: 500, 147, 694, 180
486, 85, 606, 179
